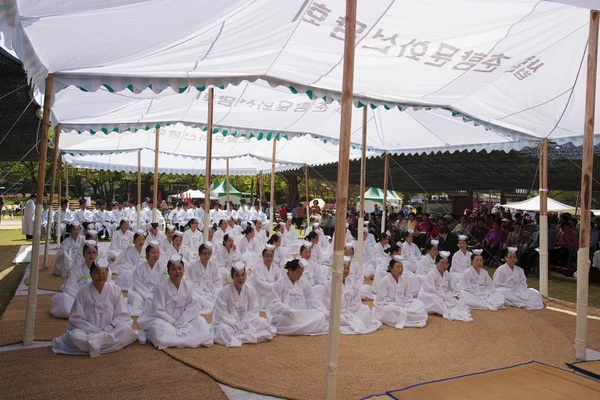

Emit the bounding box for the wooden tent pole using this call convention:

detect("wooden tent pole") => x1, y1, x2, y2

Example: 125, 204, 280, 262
539, 138, 549, 297
153, 128, 159, 223
575, 191, 581, 217
43, 124, 61, 268
324, 0, 357, 397
24, 74, 54, 344
203, 88, 214, 240
576, 9, 599, 361
270, 138, 277, 227
137, 150, 141, 229
64, 163, 69, 199
259, 172, 263, 209
382, 153, 389, 233
226, 158, 230, 213
305, 165, 309, 226
56, 145, 63, 247
357, 106, 367, 271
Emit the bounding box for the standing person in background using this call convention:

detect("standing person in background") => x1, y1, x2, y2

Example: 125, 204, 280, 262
295, 203, 305, 229
0, 195, 4, 224
22, 193, 36, 239
309, 200, 321, 217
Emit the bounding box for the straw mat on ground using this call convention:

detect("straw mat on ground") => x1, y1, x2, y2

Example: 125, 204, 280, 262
0, 345, 227, 400
388, 361, 600, 400
24, 266, 65, 292
165, 308, 575, 400
538, 299, 600, 350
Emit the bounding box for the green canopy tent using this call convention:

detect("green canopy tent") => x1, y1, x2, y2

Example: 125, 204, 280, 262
356, 187, 402, 214
211, 178, 242, 205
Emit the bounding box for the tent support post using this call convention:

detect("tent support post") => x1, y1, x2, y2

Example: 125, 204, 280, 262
575, 191, 581, 217
137, 150, 141, 230
204, 88, 214, 240
270, 138, 277, 226
24, 74, 54, 345
382, 153, 389, 233
64, 163, 69, 199
357, 106, 367, 272
576, 9, 598, 362
56, 148, 62, 248
305, 165, 309, 226
153, 128, 159, 224
259, 172, 263, 210
43, 124, 61, 268
324, 0, 357, 398
226, 158, 230, 213
539, 138, 549, 298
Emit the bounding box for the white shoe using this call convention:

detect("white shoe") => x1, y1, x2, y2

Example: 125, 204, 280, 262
137, 330, 147, 345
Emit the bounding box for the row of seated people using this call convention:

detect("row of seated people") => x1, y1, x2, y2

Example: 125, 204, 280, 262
50, 216, 543, 357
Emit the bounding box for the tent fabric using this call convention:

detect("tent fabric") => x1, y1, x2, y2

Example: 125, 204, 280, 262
2, 0, 600, 146
169, 189, 208, 199
357, 188, 401, 202
211, 178, 241, 196
61, 149, 294, 176
50, 82, 542, 154
501, 195, 575, 212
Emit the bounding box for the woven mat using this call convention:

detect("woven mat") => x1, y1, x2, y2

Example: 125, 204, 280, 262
388, 361, 600, 400
537, 301, 600, 351
24, 268, 65, 293
165, 308, 575, 400
0, 346, 227, 400
0, 294, 141, 346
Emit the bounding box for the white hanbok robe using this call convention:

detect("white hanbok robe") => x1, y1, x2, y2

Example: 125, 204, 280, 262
212, 228, 228, 248
160, 245, 193, 267
21, 198, 35, 236
138, 278, 213, 349
282, 226, 299, 248
323, 278, 381, 334
246, 261, 283, 310
73, 208, 91, 224
274, 246, 292, 268
450, 250, 472, 282
418, 269, 473, 322
493, 264, 544, 310
213, 284, 276, 347
53, 208, 74, 238
108, 229, 134, 259
374, 273, 428, 329
185, 259, 223, 313
54, 235, 84, 277
460, 267, 505, 311
51, 261, 100, 318
214, 246, 242, 278
253, 229, 268, 249
52, 282, 137, 357
93, 210, 114, 237
372, 257, 420, 297
112, 245, 146, 289
182, 228, 203, 255
401, 241, 422, 273
127, 261, 168, 316
300, 257, 329, 298
416, 254, 436, 284
237, 237, 261, 267
267, 275, 329, 336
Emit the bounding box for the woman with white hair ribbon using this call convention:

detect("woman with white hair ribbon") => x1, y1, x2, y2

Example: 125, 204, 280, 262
113, 229, 147, 290
161, 230, 192, 267
282, 216, 300, 249
214, 234, 242, 278
138, 254, 213, 349
460, 249, 505, 311
418, 252, 473, 322
450, 235, 472, 282
374, 256, 428, 329
401, 230, 422, 274
266, 259, 329, 336
343, 242, 375, 299
54, 221, 84, 277
186, 242, 222, 314
237, 226, 261, 267
51, 240, 110, 318
213, 262, 276, 347
182, 218, 203, 255
159, 225, 177, 254
417, 240, 440, 284
492, 247, 543, 310
108, 219, 134, 260
298, 241, 329, 298
360, 228, 377, 279
323, 256, 382, 334
127, 240, 167, 316
52, 258, 137, 357
246, 244, 283, 311
252, 219, 268, 249
270, 233, 292, 268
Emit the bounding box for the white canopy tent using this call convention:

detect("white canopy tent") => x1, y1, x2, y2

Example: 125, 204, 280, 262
168, 189, 217, 200
501, 195, 576, 212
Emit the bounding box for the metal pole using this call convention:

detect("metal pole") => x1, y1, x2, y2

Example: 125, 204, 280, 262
357, 106, 367, 271
43, 124, 60, 268
575, 9, 598, 361
153, 128, 159, 224
539, 138, 549, 297
324, 0, 357, 397
23, 74, 54, 344
203, 88, 214, 240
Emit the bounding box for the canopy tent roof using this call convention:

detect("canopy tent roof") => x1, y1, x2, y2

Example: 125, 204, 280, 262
356, 187, 401, 202
62, 149, 294, 176
50, 82, 545, 154
58, 126, 377, 166
211, 178, 241, 196
168, 189, 215, 199
501, 195, 575, 212
2, 0, 600, 148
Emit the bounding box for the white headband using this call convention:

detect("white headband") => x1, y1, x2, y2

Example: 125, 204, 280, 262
265, 244, 275, 250
233, 261, 246, 272
458, 235, 467, 241
94, 258, 109, 269
303, 240, 313, 248
136, 229, 145, 235
71, 221, 80, 228
276, 232, 283, 238
169, 254, 183, 263
393, 254, 403, 262
507, 247, 518, 254
174, 231, 183, 237
147, 240, 160, 248
84, 239, 97, 247
407, 229, 414, 233
345, 242, 354, 248
472, 249, 483, 255
431, 239, 439, 246
439, 251, 451, 259
313, 222, 320, 227
166, 224, 175, 231
299, 258, 308, 268
203, 241, 213, 248
344, 256, 351, 263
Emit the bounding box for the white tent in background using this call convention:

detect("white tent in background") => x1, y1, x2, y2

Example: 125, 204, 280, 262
169, 189, 216, 200
501, 195, 575, 212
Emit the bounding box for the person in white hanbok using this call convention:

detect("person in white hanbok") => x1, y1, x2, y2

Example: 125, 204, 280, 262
323, 257, 382, 334
182, 218, 203, 255
298, 242, 329, 298
52, 259, 137, 357
22, 194, 35, 239
361, 228, 377, 278
112, 230, 146, 290
400, 231, 422, 273
246, 246, 283, 310
159, 225, 176, 254
161, 231, 192, 266
145, 223, 166, 246
252, 220, 268, 249
460, 251, 505, 311
343, 243, 374, 299
450, 235, 472, 282
127, 241, 168, 316
212, 219, 228, 247
214, 234, 242, 278
374, 257, 428, 329
417, 241, 439, 284
266, 259, 329, 335
54, 221, 84, 277
493, 250, 544, 310
138, 255, 214, 349
372, 242, 420, 297
270, 234, 292, 268
418, 254, 473, 322
108, 219, 134, 260
237, 226, 261, 267
186, 242, 223, 313
51, 240, 103, 318
213, 262, 276, 347
226, 217, 243, 237
282, 217, 299, 248
365, 233, 391, 277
